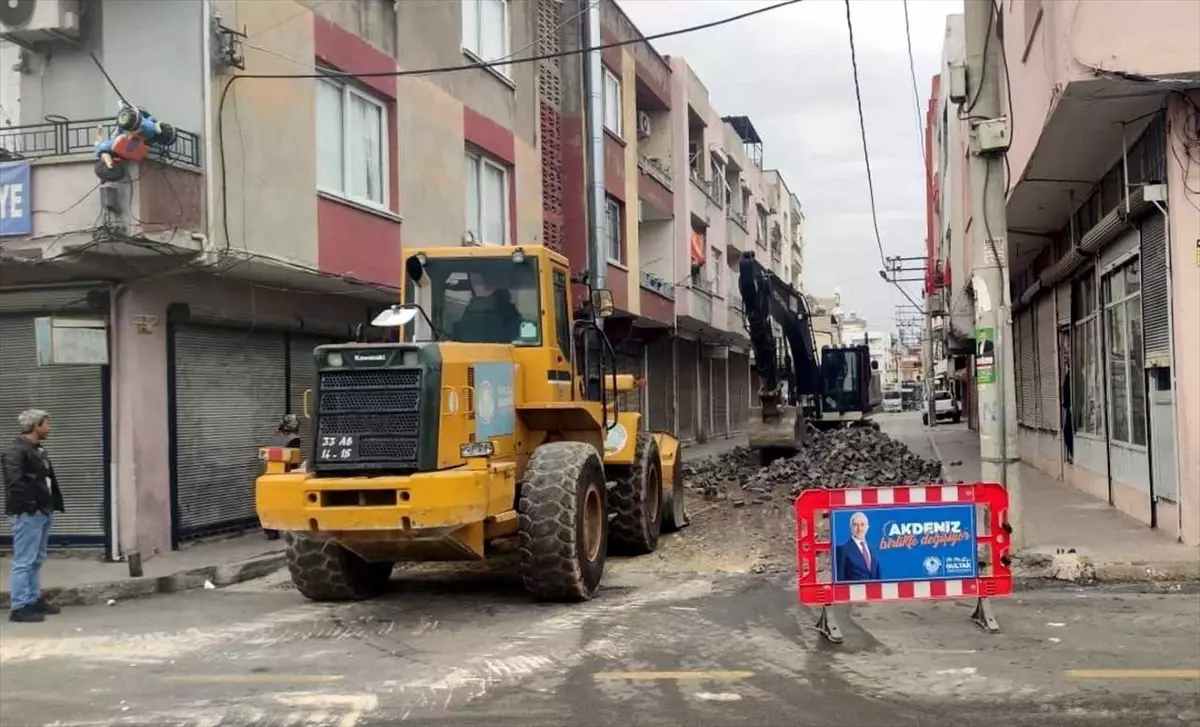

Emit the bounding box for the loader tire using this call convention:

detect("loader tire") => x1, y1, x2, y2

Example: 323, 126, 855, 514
518, 442, 608, 602
284, 533, 393, 602
661, 448, 688, 533
608, 433, 663, 555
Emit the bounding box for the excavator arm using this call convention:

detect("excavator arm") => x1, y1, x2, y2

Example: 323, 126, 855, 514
737, 251, 823, 459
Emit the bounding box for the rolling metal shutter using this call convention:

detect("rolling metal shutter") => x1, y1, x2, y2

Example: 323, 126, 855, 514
646, 337, 673, 432
0, 316, 107, 544
675, 338, 697, 441
615, 345, 644, 417
172, 325, 286, 541
1036, 294, 1058, 431
289, 333, 339, 462
1139, 213, 1170, 365
699, 354, 711, 439
1016, 307, 1037, 427
711, 355, 728, 437
729, 351, 749, 432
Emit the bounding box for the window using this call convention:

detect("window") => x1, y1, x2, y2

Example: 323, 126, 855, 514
603, 196, 622, 263
1071, 271, 1102, 436
553, 269, 572, 361
462, 0, 509, 69
402, 255, 541, 345
1102, 257, 1146, 446
603, 68, 622, 136
316, 77, 387, 208
465, 151, 509, 245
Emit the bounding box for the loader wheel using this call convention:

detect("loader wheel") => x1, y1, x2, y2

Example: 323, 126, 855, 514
517, 441, 608, 602
608, 433, 663, 555
661, 449, 688, 533
284, 533, 393, 602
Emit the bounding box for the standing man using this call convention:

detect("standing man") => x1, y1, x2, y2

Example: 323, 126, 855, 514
2, 409, 65, 623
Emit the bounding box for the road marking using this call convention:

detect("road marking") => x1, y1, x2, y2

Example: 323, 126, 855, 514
274, 693, 379, 727
695, 691, 743, 701
1066, 669, 1200, 680
164, 674, 344, 684
593, 670, 754, 681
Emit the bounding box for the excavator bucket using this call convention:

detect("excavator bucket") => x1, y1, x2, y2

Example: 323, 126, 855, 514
747, 406, 808, 465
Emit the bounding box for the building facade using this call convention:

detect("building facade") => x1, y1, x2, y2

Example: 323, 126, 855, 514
0, 0, 809, 557
925, 1, 1200, 545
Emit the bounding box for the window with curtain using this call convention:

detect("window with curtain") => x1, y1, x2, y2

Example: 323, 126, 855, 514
465, 151, 508, 245
1102, 257, 1146, 446
604, 196, 622, 262
603, 68, 622, 136
315, 76, 387, 208
462, 0, 509, 70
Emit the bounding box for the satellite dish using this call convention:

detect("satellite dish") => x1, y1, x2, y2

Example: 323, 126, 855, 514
371, 306, 418, 328
0, 0, 36, 28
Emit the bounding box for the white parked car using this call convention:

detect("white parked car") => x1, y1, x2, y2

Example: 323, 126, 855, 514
923, 390, 961, 425
882, 389, 903, 413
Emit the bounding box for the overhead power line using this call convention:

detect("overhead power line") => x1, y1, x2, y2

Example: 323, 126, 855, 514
902, 0, 926, 161
842, 0, 885, 270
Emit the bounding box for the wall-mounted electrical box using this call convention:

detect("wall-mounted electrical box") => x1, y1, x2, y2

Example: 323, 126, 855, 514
974, 117, 1010, 154
948, 61, 968, 104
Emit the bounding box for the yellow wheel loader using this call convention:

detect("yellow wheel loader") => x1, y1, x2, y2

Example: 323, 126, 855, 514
256, 245, 687, 603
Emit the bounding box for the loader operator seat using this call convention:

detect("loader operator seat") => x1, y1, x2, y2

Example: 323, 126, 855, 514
454, 271, 522, 344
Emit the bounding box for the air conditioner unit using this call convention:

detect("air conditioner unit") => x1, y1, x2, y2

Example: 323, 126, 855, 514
0, 0, 81, 45
636, 111, 652, 140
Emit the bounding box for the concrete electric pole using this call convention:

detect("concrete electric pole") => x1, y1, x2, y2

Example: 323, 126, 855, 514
964, 0, 1022, 549
924, 293, 936, 427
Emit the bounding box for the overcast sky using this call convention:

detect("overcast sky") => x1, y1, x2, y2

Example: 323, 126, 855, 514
619, 0, 963, 336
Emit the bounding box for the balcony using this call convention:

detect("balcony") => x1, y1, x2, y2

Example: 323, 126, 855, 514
726, 215, 747, 254
639, 270, 674, 300
0, 118, 204, 254
637, 154, 673, 192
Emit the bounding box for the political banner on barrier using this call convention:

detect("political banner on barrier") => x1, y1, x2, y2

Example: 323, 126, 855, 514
830, 504, 978, 584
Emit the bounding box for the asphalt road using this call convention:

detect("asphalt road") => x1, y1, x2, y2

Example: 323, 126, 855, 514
2, 414, 1197, 726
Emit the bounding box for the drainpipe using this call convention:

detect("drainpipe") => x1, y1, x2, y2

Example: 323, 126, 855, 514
582, 1, 606, 297
200, 0, 218, 262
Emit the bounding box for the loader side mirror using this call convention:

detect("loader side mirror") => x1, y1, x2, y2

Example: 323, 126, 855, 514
591, 289, 615, 318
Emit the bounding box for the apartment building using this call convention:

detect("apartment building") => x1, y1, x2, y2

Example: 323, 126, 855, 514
925, 2, 1200, 545
0, 0, 542, 557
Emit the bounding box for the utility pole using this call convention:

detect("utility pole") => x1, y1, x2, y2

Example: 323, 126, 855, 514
924, 292, 936, 426
964, 0, 1022, 549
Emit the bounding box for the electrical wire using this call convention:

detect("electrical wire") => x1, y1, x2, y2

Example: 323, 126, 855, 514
842, 0, 886, 270
902, 0, 926, 161
217, 0, 803, 254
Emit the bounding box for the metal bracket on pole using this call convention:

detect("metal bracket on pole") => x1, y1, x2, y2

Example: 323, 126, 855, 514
813, 605, 844, 644
970, 597, 1001, 633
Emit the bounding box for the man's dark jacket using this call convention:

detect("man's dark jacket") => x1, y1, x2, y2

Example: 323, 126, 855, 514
2, 436, 66, 515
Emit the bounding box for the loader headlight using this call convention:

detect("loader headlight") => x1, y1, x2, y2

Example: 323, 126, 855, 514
402, 350, 419, 367
326, 352, 344, 368
460, 441, 495, 459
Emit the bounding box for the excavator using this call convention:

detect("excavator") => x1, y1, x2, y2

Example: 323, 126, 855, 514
737, 251, 882, 463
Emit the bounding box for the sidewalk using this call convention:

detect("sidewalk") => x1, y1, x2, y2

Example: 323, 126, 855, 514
0, 532, 284, 608
915, 422, 1200, 584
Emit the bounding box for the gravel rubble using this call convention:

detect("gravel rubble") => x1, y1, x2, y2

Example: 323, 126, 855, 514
682, 427, 944, 501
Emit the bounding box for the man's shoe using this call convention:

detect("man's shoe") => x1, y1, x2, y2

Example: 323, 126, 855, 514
9, 607, 45, 623
34, 599, 60, 615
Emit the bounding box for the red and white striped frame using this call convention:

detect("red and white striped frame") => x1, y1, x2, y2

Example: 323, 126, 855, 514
794, 483, 1013, 607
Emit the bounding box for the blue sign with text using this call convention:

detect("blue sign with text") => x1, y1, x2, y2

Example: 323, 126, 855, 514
831, 504, 978, 583
474, 362, 515, 441
0, 160, 32, 237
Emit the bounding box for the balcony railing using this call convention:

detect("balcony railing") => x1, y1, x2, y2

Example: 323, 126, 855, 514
0, 117, 202, 167
691, 276, 713, 295
637, 154, 673, 191
640, 270, 675, 299
730, 210, 748, 230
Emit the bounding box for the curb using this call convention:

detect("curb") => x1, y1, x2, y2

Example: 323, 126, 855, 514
0, 551, 287, 609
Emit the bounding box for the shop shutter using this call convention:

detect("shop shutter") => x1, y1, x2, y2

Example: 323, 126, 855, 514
615, 345, 645, 416
1139, 213, 1170, 365
172, 325, 287, 541
729, 351, 749, 431
1036, 294, 1058, 431
289, 333, 340, 461
675, 338, 698, 441
1016, 308, 1037, 427
646, 337, 674, 432
711, 355, 728, 437
0, 316, 107, 544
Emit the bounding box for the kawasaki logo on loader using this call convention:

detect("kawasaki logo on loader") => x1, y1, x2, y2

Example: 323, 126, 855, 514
353, 354, 387, 363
